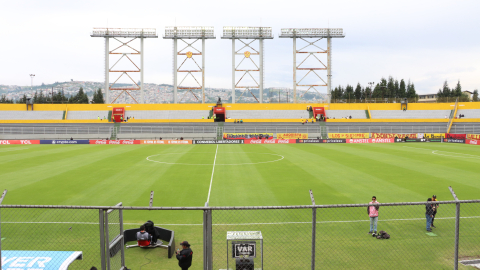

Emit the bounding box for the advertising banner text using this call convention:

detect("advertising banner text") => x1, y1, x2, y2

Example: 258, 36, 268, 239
372, 133, 417, 139
223, 133, 273, 140
0, 140, 40, 145
277, 133, 308, 139
329, 133, 369, 139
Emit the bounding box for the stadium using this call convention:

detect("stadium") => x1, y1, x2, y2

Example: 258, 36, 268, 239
1, 6, 480, 269
1, 98, 480, 270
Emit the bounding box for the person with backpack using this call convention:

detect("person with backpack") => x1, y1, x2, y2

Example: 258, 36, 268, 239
426, 198, 434, 232
367, 196, 380, 234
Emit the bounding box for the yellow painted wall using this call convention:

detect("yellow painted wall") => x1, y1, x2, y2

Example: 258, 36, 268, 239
1, 102, 479, 112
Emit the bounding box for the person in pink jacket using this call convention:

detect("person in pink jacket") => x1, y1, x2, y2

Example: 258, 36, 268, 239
367, 196, 380, 234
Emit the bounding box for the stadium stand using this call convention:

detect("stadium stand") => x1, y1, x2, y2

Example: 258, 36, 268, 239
67, 111, 110, 120
456, 109, 480, 118
226, 110, 309, 119
124, 110, 210, 119
0, 111, 63, 120
325, 110, 367, 119
370, 110, 451, 119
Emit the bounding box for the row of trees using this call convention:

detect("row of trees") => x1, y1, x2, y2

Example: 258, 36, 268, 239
0, 88, 105, 104
331, 77, 418, 100
437, 81, 478, 101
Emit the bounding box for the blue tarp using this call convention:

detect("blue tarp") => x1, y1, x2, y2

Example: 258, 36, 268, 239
1, 250, 82, 270
40, 140, 90, 144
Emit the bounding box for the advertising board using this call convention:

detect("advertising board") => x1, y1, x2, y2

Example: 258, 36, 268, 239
296, 139, 346, 143
347, 138, 394, 143
0, 140, 39, 144
394, 138, 428, 143
193, 140, 244, 144
445, 133, 466, 139
372, 133, 417, 139
244, 139, 295, 144
142, 140, 192, 144
90, 140, 140, 144
329, 133, 369, 139
276, 133, 308, 139
444, 139, 465, 143
40, 140, 90, 144
223, 133, 273, 140
466, 139, 479, 145
466, 134, 480, 140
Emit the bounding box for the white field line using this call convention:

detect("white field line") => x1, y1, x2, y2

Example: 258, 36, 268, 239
146, 152, 284, 166
0, 147, 29, 152
3, 216, 480, 226
402, 146, 480, 159
206, 144, 219, 204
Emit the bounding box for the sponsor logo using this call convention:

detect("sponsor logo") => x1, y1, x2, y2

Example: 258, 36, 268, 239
0, 140, 11, 144
348, 139, 370, 143
467, 134, 480, 140
471, 140, 478, 145
193, 140, 243, 144
277, 140, 290, 144
330, 133, 369, 139
445, 139, 465, 143
445, 133, 466, 140
277, 133, 308, 139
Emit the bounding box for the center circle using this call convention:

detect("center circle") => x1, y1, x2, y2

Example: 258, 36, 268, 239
146, 152, 284, 166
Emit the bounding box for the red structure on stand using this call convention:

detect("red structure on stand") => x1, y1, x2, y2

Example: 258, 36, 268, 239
112, 107, 125, 122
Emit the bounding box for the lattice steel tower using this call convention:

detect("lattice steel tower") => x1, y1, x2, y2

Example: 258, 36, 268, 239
222, 27, 273, 103
279, 28, 345, 103
91, 28, 157, 104
164, 27, 215, 104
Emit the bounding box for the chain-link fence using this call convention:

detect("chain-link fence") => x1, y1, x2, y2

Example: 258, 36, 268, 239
1, 200, 480, 269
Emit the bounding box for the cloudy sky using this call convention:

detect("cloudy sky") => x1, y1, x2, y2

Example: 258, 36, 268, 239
1, 0, 479, 94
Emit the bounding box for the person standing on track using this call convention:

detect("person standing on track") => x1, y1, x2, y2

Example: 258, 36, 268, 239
367, 196, 380, 234
431, 195, 438, 228
176, 241, 193, 270
426, 198, 434, 232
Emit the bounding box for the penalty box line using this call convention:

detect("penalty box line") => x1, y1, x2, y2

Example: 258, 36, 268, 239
4, 216, 479, 226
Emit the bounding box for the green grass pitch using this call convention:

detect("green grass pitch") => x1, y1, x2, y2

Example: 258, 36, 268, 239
1, 143, 480, 269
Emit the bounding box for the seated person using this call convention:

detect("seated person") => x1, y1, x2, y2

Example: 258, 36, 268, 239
136, 225, 152, 245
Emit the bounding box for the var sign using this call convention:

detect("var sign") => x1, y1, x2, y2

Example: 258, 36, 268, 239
232, 241, 256, 258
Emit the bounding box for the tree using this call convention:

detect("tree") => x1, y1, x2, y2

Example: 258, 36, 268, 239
365, 86, 372, 99
398, 79, 406, 98
394, 79, 399, 98
18, 94, 27, 103
344, 84, 354, 100
0, 94, 14, 103
92, 88, 105, 104
386, 76, 395, 98
442, 81, 451, 97
70, 87, 89, 104
453, 81, 462, 97
406, 81, 417, 98
473, 90, 479, 101
354, 83, 362, 100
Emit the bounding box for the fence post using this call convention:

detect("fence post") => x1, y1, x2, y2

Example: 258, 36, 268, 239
449, 186, 460, 270
0, 190, 8, 262
204, 202, 213, 270
99, 209, 106, 270
309, 190, 316, 270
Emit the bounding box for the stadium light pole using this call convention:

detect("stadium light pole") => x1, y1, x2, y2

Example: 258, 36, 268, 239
164, 26, 215, 104
222, 26, 273, 103
30, 74, 35, 91
279, 28, 345, 104
91, 28, 158, 104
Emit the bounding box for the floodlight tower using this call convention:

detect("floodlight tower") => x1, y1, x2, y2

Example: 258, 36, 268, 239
91, 28, 157, 104
279, 28, 345, 103
164, 27, 215, 104
222, 27, 273, 103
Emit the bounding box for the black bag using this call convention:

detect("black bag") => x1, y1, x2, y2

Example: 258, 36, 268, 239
376, 230, 390, 239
